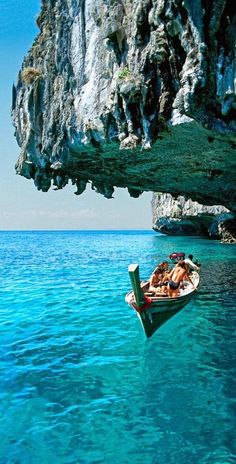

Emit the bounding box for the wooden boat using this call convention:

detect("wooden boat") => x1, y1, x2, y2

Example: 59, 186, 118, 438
125, 264, 200, 338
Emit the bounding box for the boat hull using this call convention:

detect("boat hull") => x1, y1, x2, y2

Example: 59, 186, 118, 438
137, 294, 194, 338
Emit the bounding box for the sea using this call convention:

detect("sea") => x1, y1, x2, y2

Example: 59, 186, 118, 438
0, 230, 235, 464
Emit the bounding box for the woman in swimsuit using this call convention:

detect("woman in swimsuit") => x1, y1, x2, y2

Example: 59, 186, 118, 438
149, 267, 164, 295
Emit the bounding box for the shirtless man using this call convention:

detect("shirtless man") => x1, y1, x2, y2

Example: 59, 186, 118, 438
167, 261, 195, 298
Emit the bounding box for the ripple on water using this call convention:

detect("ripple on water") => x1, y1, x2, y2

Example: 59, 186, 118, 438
0, 232, 235, 463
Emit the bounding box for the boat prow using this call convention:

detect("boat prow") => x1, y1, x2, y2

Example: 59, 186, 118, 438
125, 264, 200, 338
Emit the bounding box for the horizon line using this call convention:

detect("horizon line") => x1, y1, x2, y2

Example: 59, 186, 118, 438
0, 228, 155, 232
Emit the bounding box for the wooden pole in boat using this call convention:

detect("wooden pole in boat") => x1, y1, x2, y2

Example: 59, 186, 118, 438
128, 264, 145, 308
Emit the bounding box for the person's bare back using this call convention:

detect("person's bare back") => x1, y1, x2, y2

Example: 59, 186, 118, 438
167, 261, 194, 297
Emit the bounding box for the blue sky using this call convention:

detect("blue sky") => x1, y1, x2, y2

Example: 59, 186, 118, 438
0, 0, 152, 230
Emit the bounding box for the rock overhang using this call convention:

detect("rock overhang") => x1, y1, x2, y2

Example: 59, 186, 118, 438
12, 0, 236, 211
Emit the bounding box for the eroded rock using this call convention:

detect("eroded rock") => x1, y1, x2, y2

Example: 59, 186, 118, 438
152, 192, 235, 240
12, 0, 236, 214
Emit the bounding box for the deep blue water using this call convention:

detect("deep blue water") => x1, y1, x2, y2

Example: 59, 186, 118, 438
0, 230, 235, 464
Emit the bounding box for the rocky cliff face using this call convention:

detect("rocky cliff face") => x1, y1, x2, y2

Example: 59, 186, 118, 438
152, 192, 235, 241
12, 1, 236, 215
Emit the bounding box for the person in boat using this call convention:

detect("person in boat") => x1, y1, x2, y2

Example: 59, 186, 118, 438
158, 261, 169, 293
184, 254, 200, 272
156, 261, 169, 276
160, 261, 169, 272
167, 261, 195, 298
149, 267, 164, 295
149, 262, 169, 295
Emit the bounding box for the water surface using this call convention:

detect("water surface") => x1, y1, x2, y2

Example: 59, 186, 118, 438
0, 231, 235, 463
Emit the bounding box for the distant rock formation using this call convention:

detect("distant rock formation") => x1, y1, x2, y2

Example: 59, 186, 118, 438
152, 192, 235, 242
12, 1, 236, 237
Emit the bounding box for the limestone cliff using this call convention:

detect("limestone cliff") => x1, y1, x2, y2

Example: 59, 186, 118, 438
12, 1, 236, 214
152, 192, 234, 240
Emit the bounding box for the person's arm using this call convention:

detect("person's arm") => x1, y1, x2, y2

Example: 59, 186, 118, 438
188, 259, 199, 271
185, 272, 195, 288
161, 271, 168, 282
149, 274, 156, 286
192, 263, 199, 271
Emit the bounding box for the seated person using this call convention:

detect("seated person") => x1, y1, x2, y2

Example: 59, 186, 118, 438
166, 261, 195, 298
160, 261, 169, 279
149, 267, 164, 294
158, 261, 169, 293
158, 261, 169, 273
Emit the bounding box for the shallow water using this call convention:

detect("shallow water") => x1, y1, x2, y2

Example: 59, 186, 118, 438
0, 231, 235, 464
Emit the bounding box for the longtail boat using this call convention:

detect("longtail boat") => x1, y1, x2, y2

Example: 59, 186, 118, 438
125, 264, 200, 338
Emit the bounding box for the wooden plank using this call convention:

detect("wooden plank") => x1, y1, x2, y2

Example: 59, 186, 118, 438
128, 264, 145, 309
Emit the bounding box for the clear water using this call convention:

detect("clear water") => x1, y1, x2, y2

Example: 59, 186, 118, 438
0, 231, 235, 464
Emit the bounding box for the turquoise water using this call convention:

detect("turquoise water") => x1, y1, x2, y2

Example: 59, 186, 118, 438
0, 230, 235, 464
